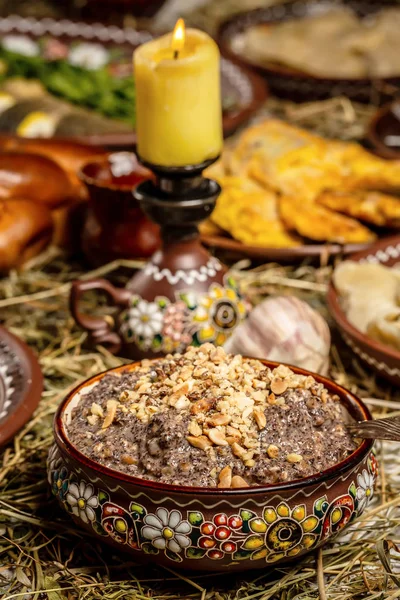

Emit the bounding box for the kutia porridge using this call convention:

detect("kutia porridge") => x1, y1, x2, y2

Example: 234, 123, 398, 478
67, 344, 356, 488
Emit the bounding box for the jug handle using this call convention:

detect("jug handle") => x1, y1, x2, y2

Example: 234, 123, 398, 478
70, 279, 131, 355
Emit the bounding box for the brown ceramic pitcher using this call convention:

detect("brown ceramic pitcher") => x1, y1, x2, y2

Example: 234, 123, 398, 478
71, 162, 248, 360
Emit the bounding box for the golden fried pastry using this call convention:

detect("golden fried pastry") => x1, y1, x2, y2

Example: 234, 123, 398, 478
317, 189, 400, 228
229, 120, 345, 200
211, 176, 299, 247
325, 141, 400, 191
233, 8, 366, 78
279, 196, 376, 244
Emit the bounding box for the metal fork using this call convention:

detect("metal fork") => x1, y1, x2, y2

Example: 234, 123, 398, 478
347, 416, 400, 441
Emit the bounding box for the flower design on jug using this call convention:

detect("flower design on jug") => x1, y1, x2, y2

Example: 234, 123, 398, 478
142, 508, 191, 554
192, 283, 247, 346
161, 301, 193, 353
66, 481, 99, 523
122, 297, 164, 348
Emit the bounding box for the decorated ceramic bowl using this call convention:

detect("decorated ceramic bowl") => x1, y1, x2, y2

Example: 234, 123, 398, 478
328, 236, 400, 387
48, 360, 376, 572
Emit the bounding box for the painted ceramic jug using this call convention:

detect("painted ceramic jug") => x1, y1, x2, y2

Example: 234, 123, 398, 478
70, 162, 247, 360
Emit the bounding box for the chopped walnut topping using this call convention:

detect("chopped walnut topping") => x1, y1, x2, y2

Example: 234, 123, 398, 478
267, 444, 280, 459
187, 435, 212, 451
91, 402, 104, 418
270, 378, 288, 395
218, 466, 232, 488
208, 428, 228, 446
87, 414, 99, 426
102, 400, 118, 429
188, 420, 202, 437
231, 475, 249, 488
253, 409, 266, 430
286, 453, 303, 464
69, 343, 354, 488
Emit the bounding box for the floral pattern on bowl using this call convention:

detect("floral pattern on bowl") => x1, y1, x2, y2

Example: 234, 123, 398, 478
48, 360, 376, 572
48, 445, 377, 566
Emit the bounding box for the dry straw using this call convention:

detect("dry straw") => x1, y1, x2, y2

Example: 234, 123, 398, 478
0, 95, 398, 599
0, 245, 400, 600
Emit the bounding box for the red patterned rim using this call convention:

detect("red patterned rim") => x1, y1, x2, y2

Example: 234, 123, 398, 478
327, 234, 400, 363
0, 326, 43, 446
54, 359, 373, 496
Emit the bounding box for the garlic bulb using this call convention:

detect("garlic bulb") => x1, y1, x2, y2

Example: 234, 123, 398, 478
224, 296, 330, 375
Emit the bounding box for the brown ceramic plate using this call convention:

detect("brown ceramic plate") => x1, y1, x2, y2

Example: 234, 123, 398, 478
0, 16, 268, 148
327, 235, 400, 386
201, 233, 371, 262
48, 358, 375, 571
0, 325, 43, 446
367, 102, 400, 160
218, 0, 400, 102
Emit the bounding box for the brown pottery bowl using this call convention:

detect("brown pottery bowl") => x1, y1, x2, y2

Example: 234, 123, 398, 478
48, 360, 376, 572
328, 235, 400, 387
367, 102, 400, 160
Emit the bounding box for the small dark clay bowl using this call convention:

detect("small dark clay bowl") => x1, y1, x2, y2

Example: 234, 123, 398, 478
79, 152, 161, 265
48, 360, 376, 572
328, 235, 400, 387
367, 102, 400, 160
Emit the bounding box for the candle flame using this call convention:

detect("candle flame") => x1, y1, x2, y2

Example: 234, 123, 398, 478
171, 18, 185, 54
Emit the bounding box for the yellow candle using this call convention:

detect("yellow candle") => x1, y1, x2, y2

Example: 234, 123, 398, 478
134, 19, 223, 167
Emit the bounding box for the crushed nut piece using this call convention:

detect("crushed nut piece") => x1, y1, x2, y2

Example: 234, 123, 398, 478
218, 466, 232, 488
191, 398, 216, 415
231, 442, 247, 458
271, 378, 288, 395
267, 444, 280, 459
87, 414, 99, 426
208, 428, 229, 446
102, 400, 118, 429
231, 475, 249, 488
187, 435, 212, 451
121, 454, 137, 465
91, 402, 104, 417
253, 409, 267, 430
286, 453, 303, 464
208, 414, 231, 427
188, 420, 202, 437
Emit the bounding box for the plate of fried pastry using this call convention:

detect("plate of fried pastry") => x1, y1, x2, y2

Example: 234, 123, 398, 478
219, 0, 400, 101
201, 119, 400, 260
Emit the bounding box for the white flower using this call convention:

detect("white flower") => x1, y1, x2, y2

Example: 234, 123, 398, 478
142, 508, 191, 554
66, 481, 98, 523
68, 43, 109, 70
128, 300, 164, 340
2, 35, 39, 56
356, 469, 374, 513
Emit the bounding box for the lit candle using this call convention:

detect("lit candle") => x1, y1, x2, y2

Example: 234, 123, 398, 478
134, 19, 223, 167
